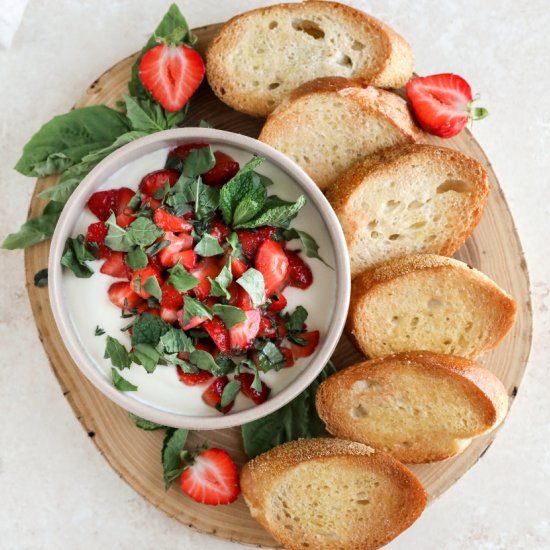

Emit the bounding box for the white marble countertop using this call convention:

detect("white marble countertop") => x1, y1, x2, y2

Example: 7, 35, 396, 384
1, 1, 549, 548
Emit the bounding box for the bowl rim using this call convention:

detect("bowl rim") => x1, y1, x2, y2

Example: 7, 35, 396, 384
48, 127, 350, 430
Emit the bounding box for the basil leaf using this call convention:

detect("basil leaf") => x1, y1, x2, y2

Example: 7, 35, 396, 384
232, 184, 267, 227
161, 427, 189, 490
195, 180, 220, 220
131, 313, 171, 346
285, 305, 308, 333
194, 233, 223, 257
128, 413, 165, 430
288, 335, 309, 346
127, 216, 164, 246
142, 275, 162, 301
198, 120, 212, 128
38, 159, 97, 203
124, 95, 166, 133
283, 228, 332, 268
95, 326, 105, 336
241, 362, 337, 458
105, 213, 134, 252
183, 296, 212, 326
133, 275, 141, 294
111, 368, 138, 392
189, 349, 219, 373
15, 106, 130, 177
208, 258, 232, 299
60, 235, 95, 278
126, 246, 148, 270
104, 336, 131, 370
168, 260, 199, 292
226, 232, 245, 261
212, 304, 246, 328
2, 200, 63, 250
182, 146, 216, 177
165, 192, 193, 217
145, 239, 170, 256
235, 195, 306, 229
159, 327, 194, 354
80, 130, 149, 166
250, 368, 263, 392
237, 268, 265, 308
131, 343, 161, 373
219, 169, 264, 224
221, 380, 241, 408
256, 341, 286, 373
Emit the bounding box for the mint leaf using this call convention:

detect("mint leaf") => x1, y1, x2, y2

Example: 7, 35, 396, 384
104, 336, 131, 370
60, 235, 95, 278
194, 233, 223, 257
131, 343, 161, 373
131, 313, 171, 346
235, 195, 306, 229
219, 170, 264, 224
221, 380, 241, 408
208, 258, 232, 299
283, 228, 332, 268
126, 246, 148, 270
2, 201, 63, 250
159, 327, 194, 354
15, 106, 129, 177
212, 304, 246, 328
237, 268, 265, 308
143, 275, 162, 301
161, 427, 189, 489
111, 368, 138, 392
241, 361, 337, 458
105, 213, 134, 252
285, 305, 308, 333
183, 296, 212, 326
232, 184, 267, 227
168, 260, 199, 292
128, 413, 165, 430
127, 216, 164, 246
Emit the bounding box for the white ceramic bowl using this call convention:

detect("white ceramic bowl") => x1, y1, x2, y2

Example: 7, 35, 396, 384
49, 128, 350, 430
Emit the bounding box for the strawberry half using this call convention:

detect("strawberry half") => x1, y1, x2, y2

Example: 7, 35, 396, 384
234, 372, 271, 405
255, 240, 289, 298
202, 376, 234, 414
180, 447, 240, 505
286, 251, 313, 289
139, 169, 180, 197
202, 152, 240, 187
229, 309, 261, 351
139, 44, 205, 113
406, 73, 488, 138
100, 251, 131, 279
87, 189, 118, 221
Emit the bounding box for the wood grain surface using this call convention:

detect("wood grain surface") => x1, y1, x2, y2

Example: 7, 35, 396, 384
23, 24, 532, 548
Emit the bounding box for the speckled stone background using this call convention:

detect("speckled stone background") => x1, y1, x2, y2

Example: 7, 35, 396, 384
1, 1, 549, 548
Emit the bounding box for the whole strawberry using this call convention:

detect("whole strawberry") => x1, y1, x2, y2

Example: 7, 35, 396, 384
406, 73, 488, 138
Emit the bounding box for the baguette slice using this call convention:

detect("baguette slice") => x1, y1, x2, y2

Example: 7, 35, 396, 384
326, 144, 490, 275
241, 438, 426, 550
348, 254, 517, 359
316, 352, 508, 463
206, 1, 414, 117
259, 78, 425, 190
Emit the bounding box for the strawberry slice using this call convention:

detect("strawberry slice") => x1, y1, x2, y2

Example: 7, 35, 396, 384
255, 240, 289, 298
202, 152, 240, 187
237, 226, 277, 259
176, 366, 213, 386
160, 306, 178, 324
139, 169, 180, 197
141, 196, 162, 210
175, 249, 197, 271
209, 219, 231, 244
85, 221, 109, 259
204, 317, 231, 354
158, 232, 194, 267
115, 187, 136, 227
107, 281, 142, 309
201, 376, 235, 414
100, 251, 131, 279
406, 73, 488, 138
267, 291, 287, 312
153, 208, 193, 232
87, 189, 118, 221
130, 266, 163, 299
258, 316, 277, 338
139, 44, 205, 113
234, 372, 271, 405
289, 330, 320, 358
180, 447, 240, 505
227, 282, 253, 310
279, 346, 295, 368
229, 309, 261, 351
286, 251, 313, 289
230, 257, 248, 278
169, 142, 208, 161
176, 308, 209, 331
160, 281, 183, 310
191, 258, 221, 300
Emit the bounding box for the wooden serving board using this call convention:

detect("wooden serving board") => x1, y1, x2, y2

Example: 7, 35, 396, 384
24, 24, 532, 548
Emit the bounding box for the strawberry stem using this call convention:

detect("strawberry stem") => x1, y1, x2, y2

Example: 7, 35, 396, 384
467, 101, 489, 121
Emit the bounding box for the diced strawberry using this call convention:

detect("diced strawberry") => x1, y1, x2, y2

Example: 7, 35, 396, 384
87, 189, 118, 221
286, 251, 313, 289
209, 218, 231, 244
180, 447, 240, 505
201, 376, 234, 414
139, 169, 180, 196
115, 187, 136, 227
228, 282, 253, 310
289, 330, 320, 358
153, 208, 193, 232
176, 366, 213, 386
258, 316, 277, 338
148, 253, 164, 272
146, 308, 160, 316
230, 257, 248, 278
236, 226, 277, 259
194, 340, 214, 354
158, 232, 194, 267
100, 251, 131, 279
267, 291, 287, 312
130, 266, 163, 299
255, 240, 289, 298
107, 281, 142, 309
160, 282, 183, 310
202, 152, 240, 187
204, 317, 231, 354
85, 221, 110, 259
234, 372, 271, 405
139, 44, 205, 113
176, 249, 197, 271
177, 308, 209, 331
229, 309, 261, 351
169, 142, 208, 162
141, 196, 162, 210
279, 346, 295, 368
160, 306, 178, 324
191, 258, 221, 300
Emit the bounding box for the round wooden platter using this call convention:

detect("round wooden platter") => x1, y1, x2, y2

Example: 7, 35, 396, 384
24, 23, 532, 548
